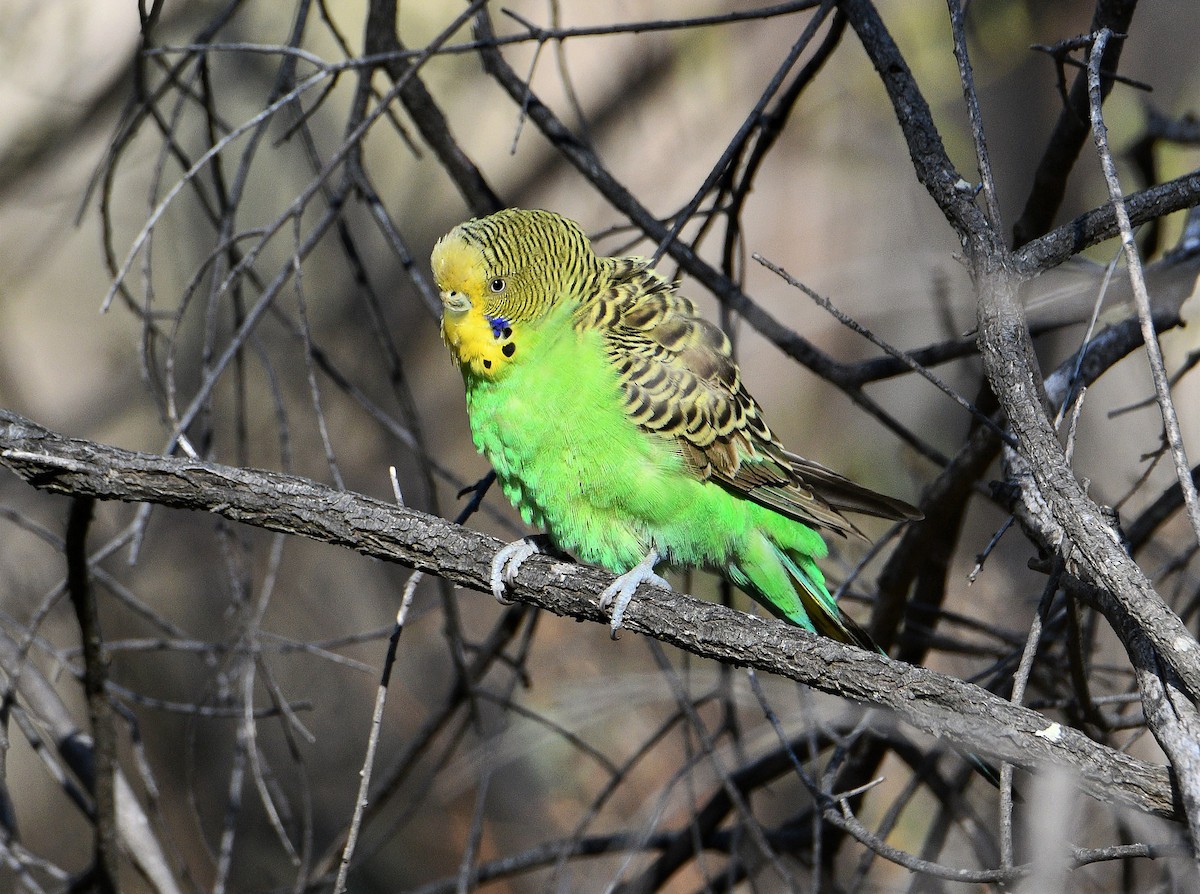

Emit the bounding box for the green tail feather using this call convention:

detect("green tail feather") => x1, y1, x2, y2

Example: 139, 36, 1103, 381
775, 547, 879, 652
729, 534, 877, 652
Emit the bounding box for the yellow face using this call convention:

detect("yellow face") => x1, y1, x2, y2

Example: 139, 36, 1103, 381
431, 231, 518, 380
431, 209, 597, 379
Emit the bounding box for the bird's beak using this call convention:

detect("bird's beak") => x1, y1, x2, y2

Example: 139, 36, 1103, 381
440, 289, 472, 314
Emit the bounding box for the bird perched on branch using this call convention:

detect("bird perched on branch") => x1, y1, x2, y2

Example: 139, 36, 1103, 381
432, 208, 921, 646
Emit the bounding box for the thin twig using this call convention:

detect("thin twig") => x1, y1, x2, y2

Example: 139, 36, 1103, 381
1087, 28, 1200, 549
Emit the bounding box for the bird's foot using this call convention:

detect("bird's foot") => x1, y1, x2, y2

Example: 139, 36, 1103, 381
598, 549, 671, 639
490, 536, 547, 604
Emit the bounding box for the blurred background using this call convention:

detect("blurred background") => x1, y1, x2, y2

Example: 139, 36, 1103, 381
1, 1, 1198, 891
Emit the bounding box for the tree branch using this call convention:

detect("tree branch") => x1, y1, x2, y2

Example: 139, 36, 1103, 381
1011, 0, 1139, 247
362, 0, 501, 216
66, 496, 120, 893
1016, 169, 1200, 276
0, 408, 1178, 822
837, 0, 988, 240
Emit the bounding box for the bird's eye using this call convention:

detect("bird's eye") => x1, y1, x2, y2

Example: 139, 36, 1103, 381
489, 278, 506, 293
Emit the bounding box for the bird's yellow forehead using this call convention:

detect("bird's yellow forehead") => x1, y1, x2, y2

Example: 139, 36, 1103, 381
431, 231, 486, 295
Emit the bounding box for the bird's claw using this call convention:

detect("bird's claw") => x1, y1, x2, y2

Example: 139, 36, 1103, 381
490, 537, 543, 604
598, 549, 670, 639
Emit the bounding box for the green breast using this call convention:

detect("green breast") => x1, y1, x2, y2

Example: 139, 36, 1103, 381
463, 310, 695, 571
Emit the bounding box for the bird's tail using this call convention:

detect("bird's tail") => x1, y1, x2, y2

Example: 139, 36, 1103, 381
729, 533, 878, 652
779, 548, 878, 651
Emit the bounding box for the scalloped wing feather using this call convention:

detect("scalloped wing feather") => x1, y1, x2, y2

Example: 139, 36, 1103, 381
589, 260, 921, 539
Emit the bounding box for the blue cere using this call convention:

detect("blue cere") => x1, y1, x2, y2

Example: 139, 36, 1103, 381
488, 315, 511, 339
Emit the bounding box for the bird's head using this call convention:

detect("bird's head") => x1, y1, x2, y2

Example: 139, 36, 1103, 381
431, 209, 596, 379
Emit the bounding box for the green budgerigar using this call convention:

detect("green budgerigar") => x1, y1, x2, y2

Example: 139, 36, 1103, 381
432, 209, 921, 647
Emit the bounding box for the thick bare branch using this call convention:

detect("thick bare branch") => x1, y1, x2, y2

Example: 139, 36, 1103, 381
0, 409, 1178, 822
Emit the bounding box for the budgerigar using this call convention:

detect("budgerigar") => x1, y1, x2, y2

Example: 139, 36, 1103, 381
432, 209, 921, 647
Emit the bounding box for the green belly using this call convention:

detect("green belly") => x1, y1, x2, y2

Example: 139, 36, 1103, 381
464, 319, 732, 572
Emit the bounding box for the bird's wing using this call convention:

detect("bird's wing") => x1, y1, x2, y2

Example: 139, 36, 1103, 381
593, 261, 920, 538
